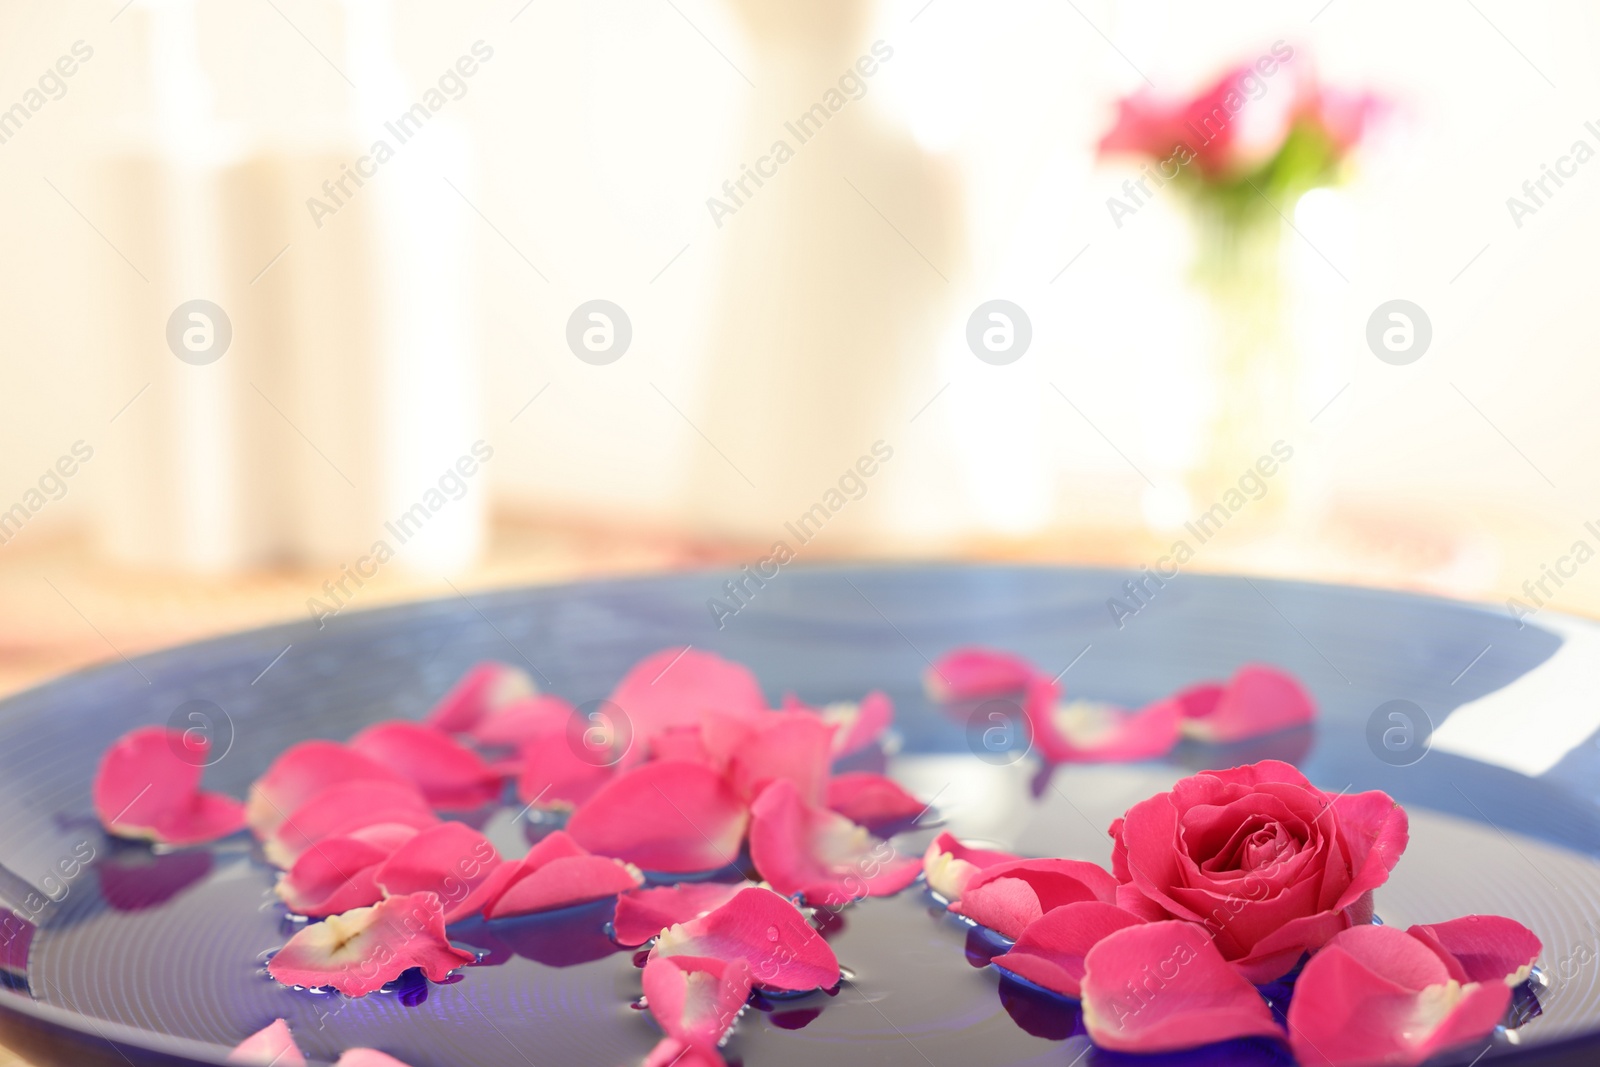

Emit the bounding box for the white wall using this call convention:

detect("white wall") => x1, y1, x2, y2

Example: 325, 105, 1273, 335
1, 0, 1597, 585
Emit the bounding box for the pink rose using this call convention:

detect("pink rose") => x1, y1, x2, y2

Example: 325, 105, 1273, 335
1109, 760, 1408, 983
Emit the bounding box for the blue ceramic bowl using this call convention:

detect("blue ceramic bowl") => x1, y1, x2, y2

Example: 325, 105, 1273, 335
1, 565, 1597, 1066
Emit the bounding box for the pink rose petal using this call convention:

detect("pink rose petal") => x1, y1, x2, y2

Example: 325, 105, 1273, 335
471, 694, 573, 748
481, 830, 643, 919
1331, 790, 1410, 911
783, 691, 895, 757
425, 661, 537, 735
276, 823, 420, 918
93, 727, 245, 846
650, 724, 714, 765
1024, 677, 1182, 764
264, 780, 439, 869
613, 881, 755, 947
515, 721, 617, 810
227, 1018, 306, 1067
1287, 924, 1513, 1067
1081, 921, 1284, 1052
266, 891, 475, 996
1179, 664, 1316, 743
643, 1038, 725, 1067
610, 647, 767, 746
245, 739, 413, 840
372, 822, 504, 925
994, 901, 1147, 998
921, 832, 1020, 902
1407, 915, 1541, 986
334, 1052, 417, 1067
926, 647, 1038, 701
825, 773, 925, 831
951, 858, 1119, 941
748, 780, 922, 908
348, 721, 505, 810
652, 886, 840, 992
834, 690, 894, 756
567, 760, 749, 874
643, 954, 752, 1047
725, 711, 836, 807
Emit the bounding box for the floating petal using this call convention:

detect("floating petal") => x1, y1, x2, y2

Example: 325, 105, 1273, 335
567, 761, 749, 875
93, 726, 245, 846
227, 1018, 306, 1067
652, 886, 840, 993
266, 892, 475, 997
1081, 921, 1284, 1052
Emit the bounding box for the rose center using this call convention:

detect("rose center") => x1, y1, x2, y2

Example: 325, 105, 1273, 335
1197, 814, 1301, 875
1241, 824, 1293, 871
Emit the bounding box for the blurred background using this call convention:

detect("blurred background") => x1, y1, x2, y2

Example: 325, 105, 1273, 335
0, 0, 1595, 697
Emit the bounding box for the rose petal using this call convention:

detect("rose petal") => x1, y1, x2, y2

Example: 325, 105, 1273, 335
652, 886, 840, 992
1228, 908, 1355, 985
643, 954, 752, 1046
825, 773, 925, 831
643, 1039, 725, 1067
481, 830, 643, 919
828, 691, 895, 756
611, 647, 768, 746
264, 780, 439, 869
567, 760, 749, 874
266, 891, 476, 996
348, 721, 505, 810
1407, 915, 1541, 986
726, 712, 836, 807
784, 691, 895, 757
471, 694, 572, 748
515, 721, 617, 810
277, 824, 420, 917
922, 833, 1020, 902
1172, 682, 1224, 721
1081, 921, 1284, 1052
951, 858, 1119, 941
1024, 677, 1182, 764
650, 724, 714, 764
1331, 790, 1409, 911
149, 792, 249, 847
425, 661, 538, 734
227, 1018, 306, 1067
245, 740, 412, 840
993, 901, 1147, 998
613, 881, 755, 947
748, 780, 922, 907
1179, 665, 1316, 743
1287, 924, 1513, 1067
926, 647, 1038, 701
334, 1052, 417, 1067
372, 822, 504, 924
93, 727, 246, 846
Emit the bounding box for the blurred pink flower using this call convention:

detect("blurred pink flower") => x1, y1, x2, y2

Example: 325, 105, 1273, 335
1099, 63, 1281, 179
1098, 47, 1385, 185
